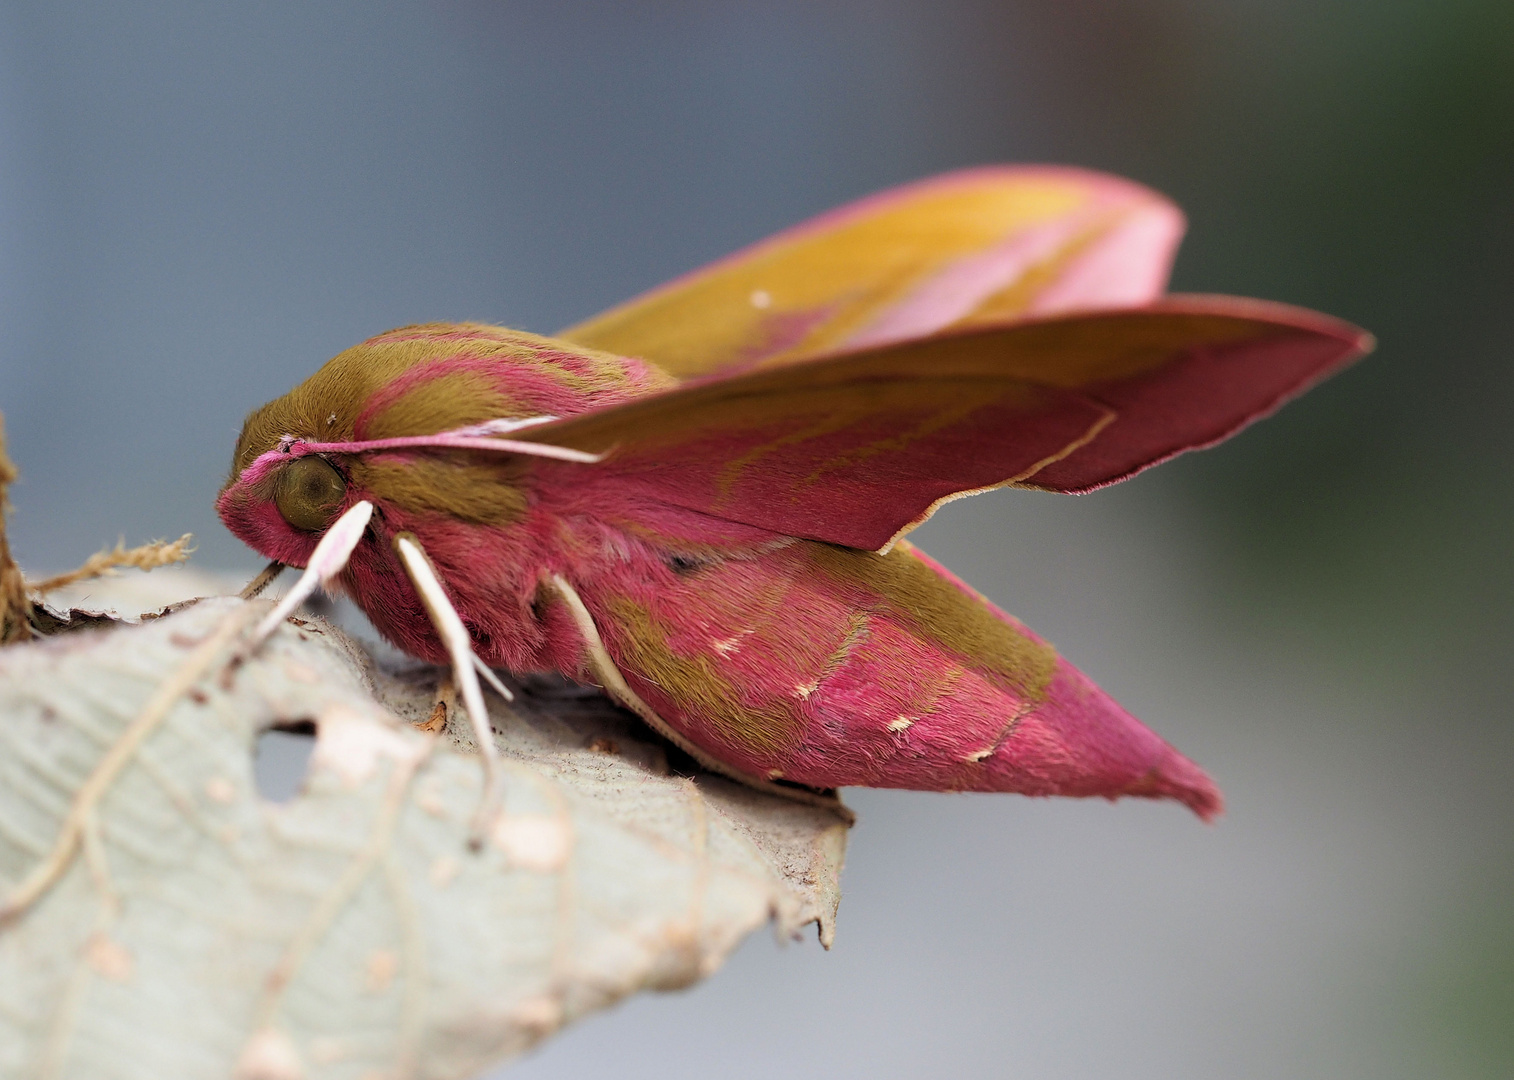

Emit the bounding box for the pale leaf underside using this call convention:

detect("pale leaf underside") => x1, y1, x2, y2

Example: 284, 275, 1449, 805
0, 595, 848, 1080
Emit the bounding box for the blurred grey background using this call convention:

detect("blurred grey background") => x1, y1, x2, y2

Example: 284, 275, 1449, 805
2, 1, 1511, 1077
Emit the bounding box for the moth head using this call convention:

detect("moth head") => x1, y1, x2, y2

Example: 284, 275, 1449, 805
217, 321, 664, 565
215, 445, 357, 568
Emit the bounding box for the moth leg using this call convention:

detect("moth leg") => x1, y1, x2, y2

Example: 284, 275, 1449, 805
394, 533, 503, 849
472, 654, 516, 703
239, 560, 285, 600
420, 661, 512, 735
244, 501, 373, 650
419, 673, 453, 734
547, 573, 855, 825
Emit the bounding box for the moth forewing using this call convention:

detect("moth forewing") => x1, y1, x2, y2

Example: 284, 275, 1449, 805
471, 653, 516, 703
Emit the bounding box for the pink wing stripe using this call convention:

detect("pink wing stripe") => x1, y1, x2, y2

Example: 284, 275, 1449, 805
1025, 201, 1186, 317
841, 218, 1086, 349
843, 186, 1184, 351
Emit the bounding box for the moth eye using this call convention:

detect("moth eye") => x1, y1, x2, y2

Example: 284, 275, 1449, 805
274, 455, 347, 532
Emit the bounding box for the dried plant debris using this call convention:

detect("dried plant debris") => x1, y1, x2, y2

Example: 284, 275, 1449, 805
0, 408, 202, 642
0, 417, 28, 645
26, 535, 195, 595
0, 595, 849, 1080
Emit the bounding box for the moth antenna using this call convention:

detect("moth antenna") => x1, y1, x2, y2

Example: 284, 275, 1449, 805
547, 573, 855, 825
287, 432, 605, 464
472, 653, 515, 702
450, 415, 559, 437
394, 533, 502, 849
248, 501, 373, 648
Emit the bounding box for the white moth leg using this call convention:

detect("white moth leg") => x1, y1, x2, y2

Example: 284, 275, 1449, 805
394, 533, 502, 847
472, 654, 515, 702
547, 573, 854, 824
248, 501, 374, 649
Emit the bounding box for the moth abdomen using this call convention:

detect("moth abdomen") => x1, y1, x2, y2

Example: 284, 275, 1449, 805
571, 538, 1221, 818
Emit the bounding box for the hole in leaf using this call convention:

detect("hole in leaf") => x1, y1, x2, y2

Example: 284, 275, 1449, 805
254, 720, 316, 802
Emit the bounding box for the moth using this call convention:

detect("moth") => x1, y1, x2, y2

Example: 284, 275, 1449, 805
219, 166, 1370, 829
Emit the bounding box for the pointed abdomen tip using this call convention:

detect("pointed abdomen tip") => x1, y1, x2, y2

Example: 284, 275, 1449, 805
1131, 749, 1224, 822
1000, 660, 1227, 822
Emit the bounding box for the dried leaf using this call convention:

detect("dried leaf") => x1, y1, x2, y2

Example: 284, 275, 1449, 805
0, 596, 848, 1079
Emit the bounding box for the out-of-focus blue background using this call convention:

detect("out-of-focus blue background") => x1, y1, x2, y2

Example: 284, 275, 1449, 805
2, 2, 1511, 1077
